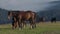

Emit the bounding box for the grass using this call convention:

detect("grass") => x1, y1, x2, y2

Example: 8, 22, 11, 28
0, 21, 60, 34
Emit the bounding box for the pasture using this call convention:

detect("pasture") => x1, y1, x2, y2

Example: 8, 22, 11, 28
0, 21, 60, 34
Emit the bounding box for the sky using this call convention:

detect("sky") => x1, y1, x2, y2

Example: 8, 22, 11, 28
0, 0, 59, 12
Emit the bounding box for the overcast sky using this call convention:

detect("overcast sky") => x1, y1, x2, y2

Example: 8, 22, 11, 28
0, 0, 59, 11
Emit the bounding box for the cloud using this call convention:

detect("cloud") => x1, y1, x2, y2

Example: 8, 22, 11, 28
0, 0, 58, 11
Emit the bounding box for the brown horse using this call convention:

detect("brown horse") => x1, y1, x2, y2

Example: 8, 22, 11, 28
8, 11, 20, 29
8, 10, 36, 29
18, 10, 36, 29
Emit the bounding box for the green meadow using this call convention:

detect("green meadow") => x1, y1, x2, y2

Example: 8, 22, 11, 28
0, 21, 60, 34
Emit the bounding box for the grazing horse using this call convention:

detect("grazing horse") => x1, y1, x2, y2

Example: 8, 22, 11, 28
51, 17, 56, 23
18, 10, 36, 29
8, 10, 36, 29
8, 11, 19, 29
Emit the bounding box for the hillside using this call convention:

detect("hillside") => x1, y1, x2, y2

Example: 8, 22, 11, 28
37, 1, 60, 21
0, 8, 10, 24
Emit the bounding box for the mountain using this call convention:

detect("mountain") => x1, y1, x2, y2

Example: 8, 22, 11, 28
0, 8, 11, 24
37, 1, 60, 21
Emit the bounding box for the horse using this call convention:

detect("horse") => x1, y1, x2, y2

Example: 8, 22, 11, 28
8, 10, 36, 29
51, 17, 56, 23
17, 10, 36, 29
8, 11, 20, 29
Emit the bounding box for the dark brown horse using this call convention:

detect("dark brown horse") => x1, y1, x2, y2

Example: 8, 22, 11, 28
8, 10, 36, 29
18, 10, 36, 29
8, 11, 20, 29
51, 17, 56, 23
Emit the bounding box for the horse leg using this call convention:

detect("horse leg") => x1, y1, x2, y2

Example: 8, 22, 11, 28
32, 22, 36, 29
18, 19, 23, 29
14, 21, 18, 28
29, 19, 32, 29
29, 19, 36, 29
33, 23, 36, 28
22, 21, 26, 28
31, 19, 36, 29
12, 21, 17, 29
30, 22, 36, 29
12, 21, 15, 29
11, 17, 14, 29
12, 17, 18, 29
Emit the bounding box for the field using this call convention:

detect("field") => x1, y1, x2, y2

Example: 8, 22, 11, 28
0, 22, 60, 34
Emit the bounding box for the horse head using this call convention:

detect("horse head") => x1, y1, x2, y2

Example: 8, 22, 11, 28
8, 11, 13, 20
